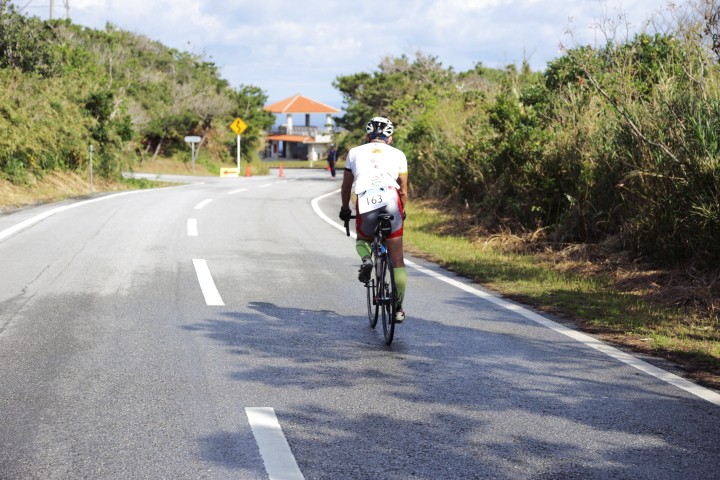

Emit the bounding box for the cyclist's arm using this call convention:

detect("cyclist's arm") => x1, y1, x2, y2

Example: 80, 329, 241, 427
341, 169, 354, 210
397, 172, 408, 206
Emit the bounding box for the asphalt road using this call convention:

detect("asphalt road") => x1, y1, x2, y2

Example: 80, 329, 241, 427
1, 169, 719, 479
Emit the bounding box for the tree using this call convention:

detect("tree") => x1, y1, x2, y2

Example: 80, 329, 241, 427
0, 2, 57, 76
231, 85, 274, 161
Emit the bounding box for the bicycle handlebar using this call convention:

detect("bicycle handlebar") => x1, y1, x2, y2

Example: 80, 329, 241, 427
344, 216, 356, 236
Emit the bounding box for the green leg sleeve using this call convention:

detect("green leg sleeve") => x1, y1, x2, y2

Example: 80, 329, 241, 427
356, 239, 372, 259
393, 267, 407, 307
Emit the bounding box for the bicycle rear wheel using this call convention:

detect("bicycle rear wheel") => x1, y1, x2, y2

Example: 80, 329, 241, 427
366, 277, 378, 328
379, 254, 396, 345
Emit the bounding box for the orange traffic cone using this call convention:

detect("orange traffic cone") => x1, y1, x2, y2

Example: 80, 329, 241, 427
278, 164, 285, 177
244, 164, 251, 177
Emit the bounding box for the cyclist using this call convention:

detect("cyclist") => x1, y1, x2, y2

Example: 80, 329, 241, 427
339, 117, 408, 323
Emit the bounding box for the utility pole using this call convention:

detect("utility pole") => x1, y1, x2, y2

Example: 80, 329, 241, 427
65, 0, 69, 19
89, 144, 94, 192
49, 0, 54, 19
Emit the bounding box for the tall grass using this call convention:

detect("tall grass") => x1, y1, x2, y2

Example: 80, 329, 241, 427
0, 70, 92, 183
386, 2, 720, 268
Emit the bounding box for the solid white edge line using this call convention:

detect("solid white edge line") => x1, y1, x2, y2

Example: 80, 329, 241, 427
311, 189, 346, 235
246, 407, 305, 480
310, 190, 720, 407
228, 188, 248, 194
187, 219, 198, 236
404, 259, 720, 406
192, 259, 224, 306
0, 182, 203, 244
194, 199, 213, 209
0, 189, 146, 243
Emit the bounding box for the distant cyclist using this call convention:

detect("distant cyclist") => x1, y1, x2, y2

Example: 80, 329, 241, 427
327, 143, 339, 178
339, 117, 408, 323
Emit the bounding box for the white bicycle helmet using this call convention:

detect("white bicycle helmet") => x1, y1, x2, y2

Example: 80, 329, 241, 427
366, 117, 394, 137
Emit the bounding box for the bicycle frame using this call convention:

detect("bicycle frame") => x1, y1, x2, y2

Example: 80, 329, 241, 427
346, 212, 397, 344
371, 238, 392, 306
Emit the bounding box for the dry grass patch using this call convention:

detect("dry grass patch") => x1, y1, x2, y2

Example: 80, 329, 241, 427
132, 157, 271, 176
131, 158, 217, 176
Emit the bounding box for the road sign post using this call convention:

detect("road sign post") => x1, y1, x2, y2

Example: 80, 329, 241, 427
89, 144, 93, 192
184, 136, 201, 174
230, 118, 248, 170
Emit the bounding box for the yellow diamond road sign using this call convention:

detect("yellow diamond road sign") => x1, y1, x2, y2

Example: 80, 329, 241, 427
230, 117, 248, 135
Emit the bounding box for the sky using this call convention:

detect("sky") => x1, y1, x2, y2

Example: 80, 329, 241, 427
15, 0, 670, 108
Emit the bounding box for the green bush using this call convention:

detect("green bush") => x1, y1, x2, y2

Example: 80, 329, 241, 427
0, 5, 270, 183
333, 7, 720, 268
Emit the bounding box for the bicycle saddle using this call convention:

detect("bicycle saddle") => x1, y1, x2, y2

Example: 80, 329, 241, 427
378, 214, 395, 221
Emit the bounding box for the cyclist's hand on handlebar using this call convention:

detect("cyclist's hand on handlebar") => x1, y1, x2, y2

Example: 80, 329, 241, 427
339, 208, 353, 222
402, 211, 407, 221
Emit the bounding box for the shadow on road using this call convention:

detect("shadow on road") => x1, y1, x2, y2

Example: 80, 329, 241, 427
184, 301, 720, 479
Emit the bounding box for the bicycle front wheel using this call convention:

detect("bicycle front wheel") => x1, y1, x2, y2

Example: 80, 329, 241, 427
379, 255, 396, 345
366, 277, 378, 328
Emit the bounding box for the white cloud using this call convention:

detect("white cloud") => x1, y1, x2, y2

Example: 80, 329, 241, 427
15, 0, 670, 104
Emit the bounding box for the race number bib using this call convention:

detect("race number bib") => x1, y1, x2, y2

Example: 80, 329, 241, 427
358, 187, 389, 214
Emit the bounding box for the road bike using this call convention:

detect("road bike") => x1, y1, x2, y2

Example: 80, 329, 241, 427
345, 214, 398, 345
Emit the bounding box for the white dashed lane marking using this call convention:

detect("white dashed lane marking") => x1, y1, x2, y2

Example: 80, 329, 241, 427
228, 188, 248, 194
246, 407, 305, 480
194, 199, 213, 209
259, 183, 273, 188
187, 219, 198, 236
192, 259, 224, 306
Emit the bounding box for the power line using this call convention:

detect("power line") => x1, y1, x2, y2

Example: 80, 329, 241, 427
17, 0, 36, 14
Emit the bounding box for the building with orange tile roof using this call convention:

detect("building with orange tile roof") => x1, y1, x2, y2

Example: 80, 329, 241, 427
264, 94, 341, 115
263, 94, 340, 160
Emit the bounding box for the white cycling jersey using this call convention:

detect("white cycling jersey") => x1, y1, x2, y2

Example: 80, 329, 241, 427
345, 142, 408, 194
